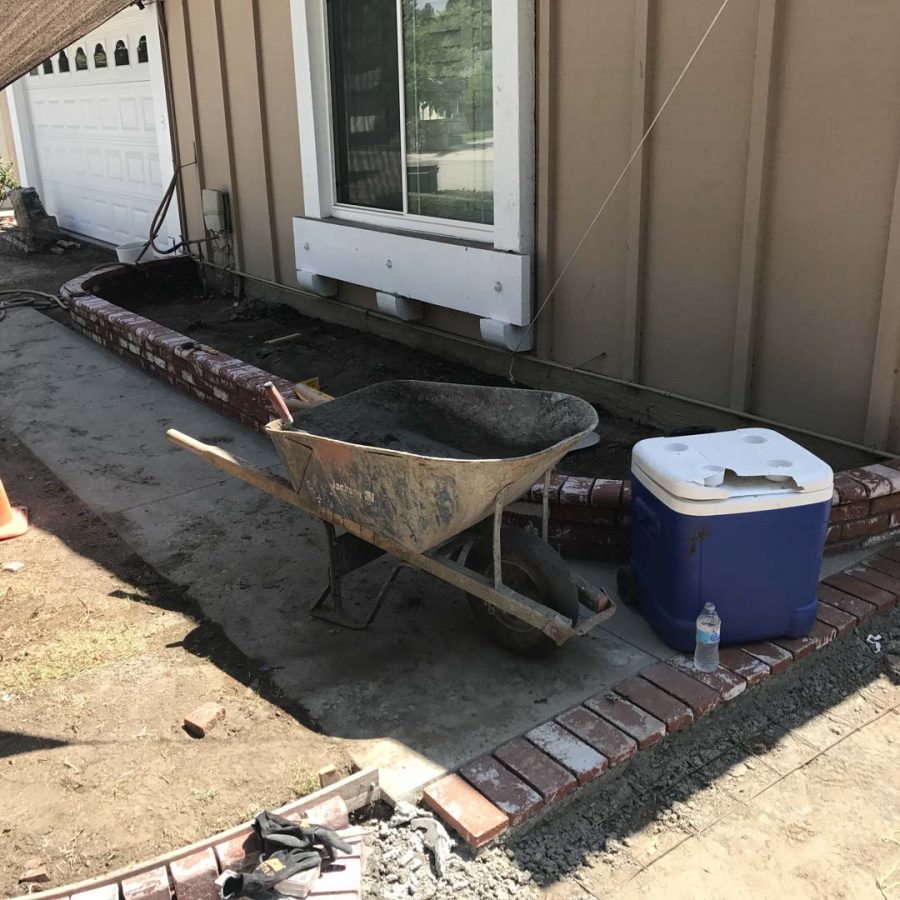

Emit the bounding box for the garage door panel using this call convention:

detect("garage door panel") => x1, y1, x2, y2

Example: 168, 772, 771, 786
22, 6, 167, 246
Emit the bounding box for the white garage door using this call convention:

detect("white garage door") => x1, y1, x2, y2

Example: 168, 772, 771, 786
20, 6, 172, 246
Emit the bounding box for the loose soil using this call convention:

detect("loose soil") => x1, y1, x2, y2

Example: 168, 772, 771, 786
0, 431, 350, 898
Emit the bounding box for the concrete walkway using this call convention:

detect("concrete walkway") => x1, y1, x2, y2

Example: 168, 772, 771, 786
0, 309, 672, 799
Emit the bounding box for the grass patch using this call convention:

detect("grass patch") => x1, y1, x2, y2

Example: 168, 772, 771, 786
290, 763, 319, 799
1, 621, 150, 695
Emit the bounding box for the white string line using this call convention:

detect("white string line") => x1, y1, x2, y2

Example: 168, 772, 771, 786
509, 0, 734, 379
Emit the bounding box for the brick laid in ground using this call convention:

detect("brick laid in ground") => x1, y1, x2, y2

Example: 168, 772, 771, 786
584, 693, 666, 748
214, 830, 262, 873
717, 647, 771, 684
773, 620, 836, 659
824, 573, 895, 613
613, 677, 694, 732
459, 757, 543, 826
640, 661, 723, 714
815, 599, 857, 636
740, 641, 793, 672
554, 706, 637, 766
422, 774, 509, 847
867, 554, 900, 580
169, 847, 219, 900
846, 564, 900, 597
525, 721, 608, 785
667, 655, 748, 699
494, 737, 578, 804
818, 584, 877, 623
121, 867, 170, 900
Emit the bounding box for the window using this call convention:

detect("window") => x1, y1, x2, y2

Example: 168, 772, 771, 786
137, 35, 149, 63
57, 50, 70, 73
29, 67, 39, 77
291, 0, 534, 327
94, 43, 108, 68
75, 47, 88, 71
42, 58, 53, 75
114, 40, 129, 66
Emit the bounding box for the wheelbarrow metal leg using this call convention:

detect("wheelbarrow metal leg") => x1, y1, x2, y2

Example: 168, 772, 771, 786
541, 469, 552, 542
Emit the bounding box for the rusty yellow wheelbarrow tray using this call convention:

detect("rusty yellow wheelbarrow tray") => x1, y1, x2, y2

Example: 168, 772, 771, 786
167, 381, 616, 655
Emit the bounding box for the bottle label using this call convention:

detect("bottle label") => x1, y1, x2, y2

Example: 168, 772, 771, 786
697, 629, 720, 644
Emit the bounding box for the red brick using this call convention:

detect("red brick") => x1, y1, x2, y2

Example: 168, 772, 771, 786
815, 600, 857, 636
168, 848, 219, 900
818, 583, 876, 623
214, 831, 261, 873
640, 662, 722, 715
740, 641, 793, 673
621, 481, 632, 508
844, 467, 894, 499
121, 866, 172, 900
717, 647, 771, 684
882, 459, 900, 472
559, 477, 595, 506
524, 721, 607, 784
824, 573, 894, 613
494, 737, 578, 803
829, 501, 871, 522
296, 796, 350, 831
529, 474, 569, 503
870, 493, 900, 515
825, 523, 843, 544
183, 702, 225, 737
555, 706, 637, 766
864, 464, 900, 493
833, 472, 868, 503
590, 479, 624, 509
666, 654, 748, 700
772, 620, 836, 659
459, 756, 543, 826
845, 563, 900, 598
879, 545, 900, 563
584, 693, 666, 748
72, 886, 118, 900
866, 555, 900, 586
613, 677, 694, 732
841, 514, 890, 540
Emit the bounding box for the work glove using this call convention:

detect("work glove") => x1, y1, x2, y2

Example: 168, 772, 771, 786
216, 848, 320, 900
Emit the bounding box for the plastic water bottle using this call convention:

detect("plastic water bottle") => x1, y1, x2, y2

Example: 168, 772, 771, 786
693, 602, 721, 672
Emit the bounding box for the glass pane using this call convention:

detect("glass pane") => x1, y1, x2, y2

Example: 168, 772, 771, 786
403, 0, 493, 225
75, 48, 88, 71
94, 44, 107, 68
137, 36, 148, 63
327, 0, 403, 212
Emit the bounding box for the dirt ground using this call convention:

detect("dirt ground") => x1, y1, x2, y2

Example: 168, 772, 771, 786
0, 430, 350, 897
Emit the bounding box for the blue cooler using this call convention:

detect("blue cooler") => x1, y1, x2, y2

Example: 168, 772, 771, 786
630, 429, 833, 652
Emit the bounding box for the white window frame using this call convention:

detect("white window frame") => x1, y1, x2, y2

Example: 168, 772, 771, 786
290, 0, 534, 256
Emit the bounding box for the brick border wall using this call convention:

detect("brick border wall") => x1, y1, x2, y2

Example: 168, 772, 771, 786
60, 261, 294, 434
422, 546, 900, 847
60, 261, 900, 557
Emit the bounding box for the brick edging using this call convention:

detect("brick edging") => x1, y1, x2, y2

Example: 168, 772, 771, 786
421, 546, 900, 847
60, 260, 900, 557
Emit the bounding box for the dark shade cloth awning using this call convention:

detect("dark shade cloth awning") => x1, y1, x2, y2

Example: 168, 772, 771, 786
0, 0, 134, 91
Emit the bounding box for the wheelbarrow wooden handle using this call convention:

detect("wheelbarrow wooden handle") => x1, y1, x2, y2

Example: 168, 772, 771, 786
165, 429, 304, 511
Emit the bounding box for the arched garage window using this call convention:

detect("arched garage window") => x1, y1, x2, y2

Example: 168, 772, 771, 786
42, 58, 53, 74
94, 44, 108, 68
137, 36, 148, 63
114, 40, 129, 66
75, 48, 88, 71
57, 50, 70, 73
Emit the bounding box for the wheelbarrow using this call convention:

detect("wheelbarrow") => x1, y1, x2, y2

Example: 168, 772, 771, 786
166, 380, 616, 656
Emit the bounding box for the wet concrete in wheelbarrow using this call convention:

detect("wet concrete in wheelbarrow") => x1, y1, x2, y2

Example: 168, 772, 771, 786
0, 309, 673, 801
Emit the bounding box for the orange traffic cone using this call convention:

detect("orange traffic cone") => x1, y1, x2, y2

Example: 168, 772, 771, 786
0, 478, 28, 541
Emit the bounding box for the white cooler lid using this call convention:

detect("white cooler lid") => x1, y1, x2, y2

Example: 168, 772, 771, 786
632, 428, 834, 502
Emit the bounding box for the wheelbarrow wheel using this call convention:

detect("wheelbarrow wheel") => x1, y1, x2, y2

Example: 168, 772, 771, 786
464, 526, 579, 657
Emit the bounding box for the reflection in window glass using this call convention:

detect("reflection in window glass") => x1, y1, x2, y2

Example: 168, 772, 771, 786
327, 0, 403, 212
114, 40, 129, 66
137, 36, 148, 63
43, 58, 53, 74
29, 67, 39, 77
94, 44, 107, 68
403, 0, 493, 225
58, 50, 70, 73
75, 48, 88, 71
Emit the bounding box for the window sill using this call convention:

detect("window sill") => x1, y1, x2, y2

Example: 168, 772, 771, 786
293, 216, 533, 326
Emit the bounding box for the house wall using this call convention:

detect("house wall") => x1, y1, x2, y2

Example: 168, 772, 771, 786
162, 0, 900, 450
0, 91, 19, 182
